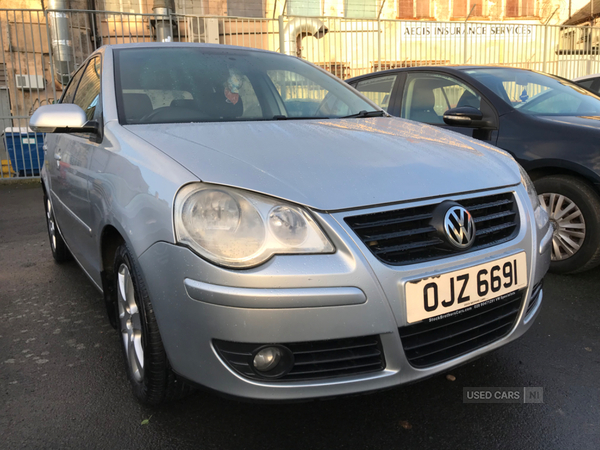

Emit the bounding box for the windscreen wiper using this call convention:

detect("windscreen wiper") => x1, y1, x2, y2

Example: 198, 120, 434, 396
271, 115, 330, 120
341, 110, 387, 118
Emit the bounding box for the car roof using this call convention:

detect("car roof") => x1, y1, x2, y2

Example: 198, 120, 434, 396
345, 65, 533, 83
99, 41, 280, 56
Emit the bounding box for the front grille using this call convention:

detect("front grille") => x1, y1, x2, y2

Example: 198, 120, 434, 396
214, 335, 385, 382
345, 192, 519, 265
398, 290, 524, 368
526, 280, 543, 316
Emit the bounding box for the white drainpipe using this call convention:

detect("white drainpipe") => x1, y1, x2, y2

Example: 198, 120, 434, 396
283, 17, 329, 57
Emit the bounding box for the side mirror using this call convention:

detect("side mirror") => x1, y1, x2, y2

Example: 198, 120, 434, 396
30, 104, 99, 136
443, 106, 493, 129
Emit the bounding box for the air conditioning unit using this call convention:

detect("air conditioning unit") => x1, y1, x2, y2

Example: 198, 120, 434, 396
15, 74, 45, 89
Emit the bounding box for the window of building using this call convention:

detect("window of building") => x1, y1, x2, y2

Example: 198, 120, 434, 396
345, 0, 378, 19
452, 1, 484, 18
398, 0, 431, 19
505, 0, 535, 17
288, 0, 321, 16
227, 0, 264, 18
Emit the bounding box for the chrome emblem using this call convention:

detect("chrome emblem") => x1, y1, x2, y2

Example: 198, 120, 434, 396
444, 206, 476, 249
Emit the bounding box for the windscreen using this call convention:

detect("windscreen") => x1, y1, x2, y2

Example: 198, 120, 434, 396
114, 47, 376, 124
465, 68, 600, 116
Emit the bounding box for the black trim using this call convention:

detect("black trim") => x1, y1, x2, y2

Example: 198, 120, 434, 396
399, 289, 524, 368
345, 192, 520, 266
526, 280, 543, 316
113, 49, 127, 125
214, 335, 386, 382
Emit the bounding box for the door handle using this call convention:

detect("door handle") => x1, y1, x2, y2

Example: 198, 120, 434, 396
43, 144, 48, 153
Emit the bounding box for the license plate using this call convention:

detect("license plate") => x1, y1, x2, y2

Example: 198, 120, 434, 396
405, 253, 528, 324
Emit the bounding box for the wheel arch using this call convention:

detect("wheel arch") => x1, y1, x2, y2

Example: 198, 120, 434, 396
524, 160, 600, 196
99, 224, 126, 328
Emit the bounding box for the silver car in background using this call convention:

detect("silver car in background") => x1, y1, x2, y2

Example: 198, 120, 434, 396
31, 43, 551, 404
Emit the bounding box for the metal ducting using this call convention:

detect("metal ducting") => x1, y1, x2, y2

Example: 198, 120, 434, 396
153, 0, 175, 42
283, 18, 329, 57
47, 0, 74, 86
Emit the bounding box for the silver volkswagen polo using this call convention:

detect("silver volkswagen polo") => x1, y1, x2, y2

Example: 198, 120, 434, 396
31, 43, 552, 404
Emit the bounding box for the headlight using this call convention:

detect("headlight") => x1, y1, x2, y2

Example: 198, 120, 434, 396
174, 184, 335, 268
519, 164, 540, 210
519, 165, 549, 229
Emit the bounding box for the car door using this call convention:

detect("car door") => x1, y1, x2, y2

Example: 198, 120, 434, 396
46, 63, 86, 226
51, 56, 103, 276
398, 72, 499, 145
350, 73, 402, 115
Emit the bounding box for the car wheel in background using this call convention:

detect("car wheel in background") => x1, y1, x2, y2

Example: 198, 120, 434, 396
535, 175, 600, 274
113, 243, 190, 404
43, 192, 72, 263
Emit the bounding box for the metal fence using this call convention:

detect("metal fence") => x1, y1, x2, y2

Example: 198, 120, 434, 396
282, 17, 600, 79
1, 8, 600, 179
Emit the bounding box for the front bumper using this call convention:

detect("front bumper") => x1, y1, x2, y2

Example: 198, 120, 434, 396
138, 186, 550, 400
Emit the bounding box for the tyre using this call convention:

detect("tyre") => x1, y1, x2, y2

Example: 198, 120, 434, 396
43, 191, 72, 263
113, 243, 190, 404
534, 175, 600, 274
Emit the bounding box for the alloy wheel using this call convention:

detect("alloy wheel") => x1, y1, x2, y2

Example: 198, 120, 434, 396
539, 193, 586, 261
46, 197, 57, 251
117, 263, 144, 382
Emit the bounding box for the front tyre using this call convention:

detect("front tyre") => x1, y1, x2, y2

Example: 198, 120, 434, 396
535, 175, 600, 274
43, 192, 72, 263
113, 244, 190, 404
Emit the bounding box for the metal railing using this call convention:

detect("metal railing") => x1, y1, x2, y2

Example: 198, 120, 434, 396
1, 8, 600, 179
278, 17, 600, 79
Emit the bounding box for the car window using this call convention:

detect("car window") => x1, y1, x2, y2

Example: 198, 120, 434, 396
73, 57, 101, 121
237, 74, 263, 118
500, 80, 550, 106
521, 91, 582, 114
354, 75, 397, 110
401, 73, 481, 124
60, 64, 86, 104
114, 47, 374, 124
466, 68, 600, 116
266, 69, 351, 117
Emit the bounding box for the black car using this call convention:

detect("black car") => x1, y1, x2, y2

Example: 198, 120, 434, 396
347, 66, 600, 274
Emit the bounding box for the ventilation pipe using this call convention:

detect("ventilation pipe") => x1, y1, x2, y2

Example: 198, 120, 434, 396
48, 0, 74, 86
283, 18, 328, 58
153, 0, 174, 42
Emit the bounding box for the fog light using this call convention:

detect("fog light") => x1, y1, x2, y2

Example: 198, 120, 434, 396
253, 347, 282, 372
251, 345, 294, 378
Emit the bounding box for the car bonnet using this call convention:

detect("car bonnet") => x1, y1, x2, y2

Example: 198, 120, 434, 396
123, 117, 520, 211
